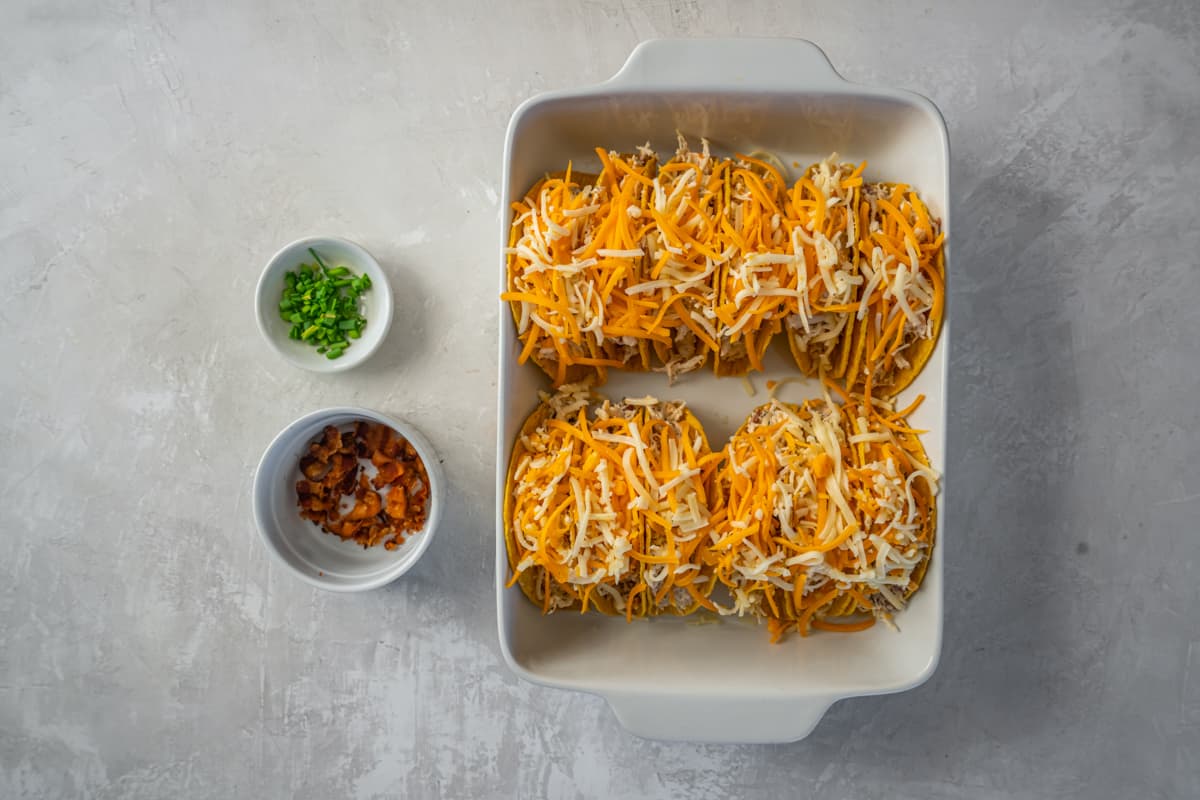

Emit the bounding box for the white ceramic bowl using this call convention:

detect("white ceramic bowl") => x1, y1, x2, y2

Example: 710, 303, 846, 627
253, 407, 443, 591
255, 236, 393, 372
496, 38, 950, 742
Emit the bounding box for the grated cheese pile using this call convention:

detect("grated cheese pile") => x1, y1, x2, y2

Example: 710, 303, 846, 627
507, 383, 647, 617
506, 385, 721, 619
713, 153, 795, 371
638, 400, 723, 614
503, 143, 945, 396
848, 182, 946, 392
783, 157, 866, 375
506, 384, 939, 641
707, 394, 939, 639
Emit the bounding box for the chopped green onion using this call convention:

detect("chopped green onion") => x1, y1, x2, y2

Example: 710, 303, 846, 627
278, 256, 372, 357
307, 248, 330, 271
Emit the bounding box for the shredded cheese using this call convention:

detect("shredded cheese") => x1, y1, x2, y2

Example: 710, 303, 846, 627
706, 395, 938, 637
506, 387, 648, 616
504, 144, 945, 392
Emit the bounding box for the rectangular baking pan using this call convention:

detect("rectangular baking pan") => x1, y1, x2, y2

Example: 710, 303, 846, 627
495, 38, 950, 743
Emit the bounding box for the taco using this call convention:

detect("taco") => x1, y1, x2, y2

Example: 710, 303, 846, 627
845, 182, 945, 398
782, 156, 867, 382
706, 399, 851, 627
503, 400, 579, 613
638, 136, 727, 380
832, 391, 939, 621
503, 169, 612, 386
503, 384, 650, 619
589, 148, 660, 373
707, 394, 938, 638
636, 399, 721, 615
712, 152, 794, 376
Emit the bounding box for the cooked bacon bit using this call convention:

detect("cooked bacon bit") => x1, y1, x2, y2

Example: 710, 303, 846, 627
381, 428, 404, 459
295, 423, 430, 549
385, 486, 407, 519
345, 487, 381, 521
373, 459, 403, 488
299, 455, 327, 480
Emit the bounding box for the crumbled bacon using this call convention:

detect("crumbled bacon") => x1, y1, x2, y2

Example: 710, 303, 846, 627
295, 423, 430, 550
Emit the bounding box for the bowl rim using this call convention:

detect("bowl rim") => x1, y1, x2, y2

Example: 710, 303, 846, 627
252, 405, 443, 592
254, 235, 395, 373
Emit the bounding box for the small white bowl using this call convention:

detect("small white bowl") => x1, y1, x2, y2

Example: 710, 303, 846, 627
252, 407, 443, 591
255, 236, 393, 372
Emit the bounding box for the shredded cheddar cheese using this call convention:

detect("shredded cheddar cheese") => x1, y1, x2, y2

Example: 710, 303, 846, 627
707, 394, 938, 637
850, 183, 946, 392
504, 144, 945, 397
507, 384, 648, 617
506, 384, 939, 641
639, 400, 721, 613
783, 156, 866, 374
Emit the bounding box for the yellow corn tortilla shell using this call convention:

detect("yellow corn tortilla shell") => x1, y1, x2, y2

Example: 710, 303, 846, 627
850, 186, 946, 399
714, 401, 814, 620
816, 406, 937, 621
504, 396, 650, 618
506, 171, 606, 386
503, 402, 579, 612
642, 404, 716, 616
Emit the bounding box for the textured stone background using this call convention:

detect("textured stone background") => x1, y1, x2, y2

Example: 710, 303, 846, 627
2, 0, 1198, 797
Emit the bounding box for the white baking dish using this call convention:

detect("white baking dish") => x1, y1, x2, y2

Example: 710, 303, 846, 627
495, 38, 949, 743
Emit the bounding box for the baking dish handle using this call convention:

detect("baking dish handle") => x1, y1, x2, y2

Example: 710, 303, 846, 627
605, 38, 846, 92
604, 691, 834, 743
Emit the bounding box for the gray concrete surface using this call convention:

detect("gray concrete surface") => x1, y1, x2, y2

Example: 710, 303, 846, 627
2, 0, 1198, 797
